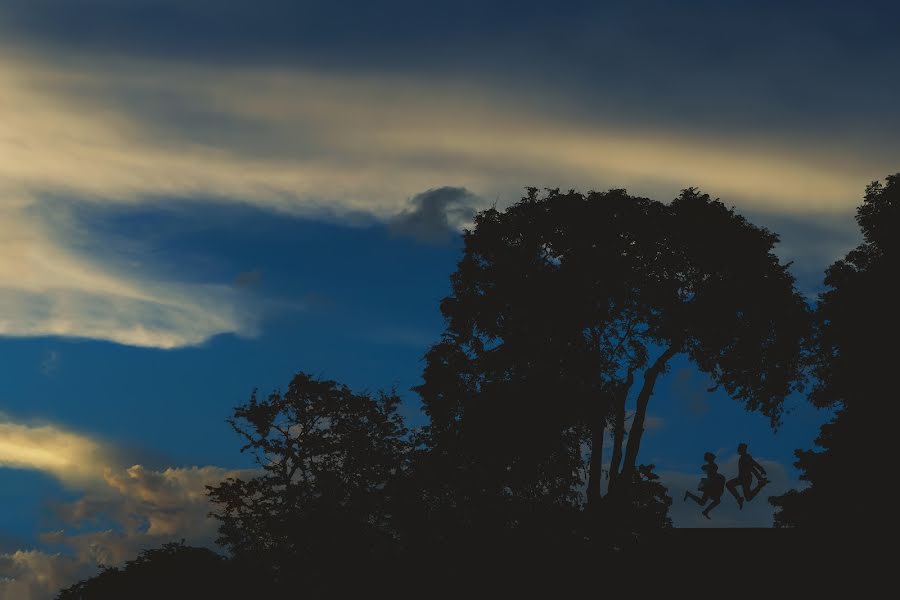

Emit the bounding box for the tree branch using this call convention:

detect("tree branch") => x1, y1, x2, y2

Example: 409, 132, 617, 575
607, 367, 635, 492
620, 343, 680, 481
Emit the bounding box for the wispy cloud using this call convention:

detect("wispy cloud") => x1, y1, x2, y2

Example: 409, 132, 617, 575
39, 350, 59, 376
0, 421, 111, 485
3, 47, 887, 214
0, 46, 890, 347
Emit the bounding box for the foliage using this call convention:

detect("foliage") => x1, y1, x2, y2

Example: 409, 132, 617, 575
417, 186, 809, 543
206, 373, 410, 589
56, 542, 235, 600
772, 174, 899, 528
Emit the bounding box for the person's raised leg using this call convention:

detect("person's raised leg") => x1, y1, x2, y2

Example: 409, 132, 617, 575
727, 477, 744, 509
702, 497, 721, 519
685, 491, 707, 506
745, 477, 770, 501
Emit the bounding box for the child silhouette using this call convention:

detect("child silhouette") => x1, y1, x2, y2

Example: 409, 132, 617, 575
726, 443, 769, 509
684, 452, 725, 519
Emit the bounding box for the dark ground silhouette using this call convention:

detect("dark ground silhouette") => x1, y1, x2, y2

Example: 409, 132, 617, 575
55, 530, 873, 598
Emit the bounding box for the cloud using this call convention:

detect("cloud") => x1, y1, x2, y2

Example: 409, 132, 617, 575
1, 1, 898, 146
0, 45, 892, 347
0, 419, 250, 599
0, 421, 111, 485
48, 464, 247, 563
390, 187, 481, 243
95, 465, 239, 538
644, 415, 665, 431
0, 170, 260, 348
0, 464, 244, 600
39, 350, 59, 376
742, 209, 864, 293
0, 550, 87, 600
234, 269, 262, 289
1, 46, 885, 215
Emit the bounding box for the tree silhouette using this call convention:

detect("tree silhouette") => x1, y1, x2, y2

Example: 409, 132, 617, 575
56, 542, 237, 600
49, 175, 873, 597
206, 373, 410, 595
417, 187, 809, 540
771, 174, 899, 529
49, 181, 850, 597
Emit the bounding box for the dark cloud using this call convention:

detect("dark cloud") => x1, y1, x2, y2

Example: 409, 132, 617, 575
3, 1, 899, 141
743, 209, 863, 295
234, 270, 262, 289
0, 0, 553, 65
389, 187, 481, 244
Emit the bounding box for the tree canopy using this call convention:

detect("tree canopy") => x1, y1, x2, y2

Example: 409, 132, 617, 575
417, 187, 810, 539
206, 373, 410, 593
56, 542, 236, 600
771, 174, 899, 529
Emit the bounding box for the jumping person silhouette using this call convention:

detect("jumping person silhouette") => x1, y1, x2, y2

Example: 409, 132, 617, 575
684, 452, 726, 519
726, 443, 769, 509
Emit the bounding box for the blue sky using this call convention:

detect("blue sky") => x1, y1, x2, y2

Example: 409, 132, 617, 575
1, 1, 898, 596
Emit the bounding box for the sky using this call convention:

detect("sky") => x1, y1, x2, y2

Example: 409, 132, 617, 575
1, 1, 898, 596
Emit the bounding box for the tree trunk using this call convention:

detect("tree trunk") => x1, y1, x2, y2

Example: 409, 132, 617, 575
607, 369, 634, 493
620, 345, 679, 481
586, 422, 604, 508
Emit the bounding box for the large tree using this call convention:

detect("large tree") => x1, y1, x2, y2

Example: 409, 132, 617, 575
771, 174, 899, 529
206, 373, 410, 594
418, 187, 810, 533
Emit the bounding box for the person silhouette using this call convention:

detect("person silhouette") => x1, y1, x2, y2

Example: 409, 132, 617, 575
684, 451, 725, 519
726, 443, 769, 509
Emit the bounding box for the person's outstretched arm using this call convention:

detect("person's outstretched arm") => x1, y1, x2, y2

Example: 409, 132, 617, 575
751, 458, 767, 478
